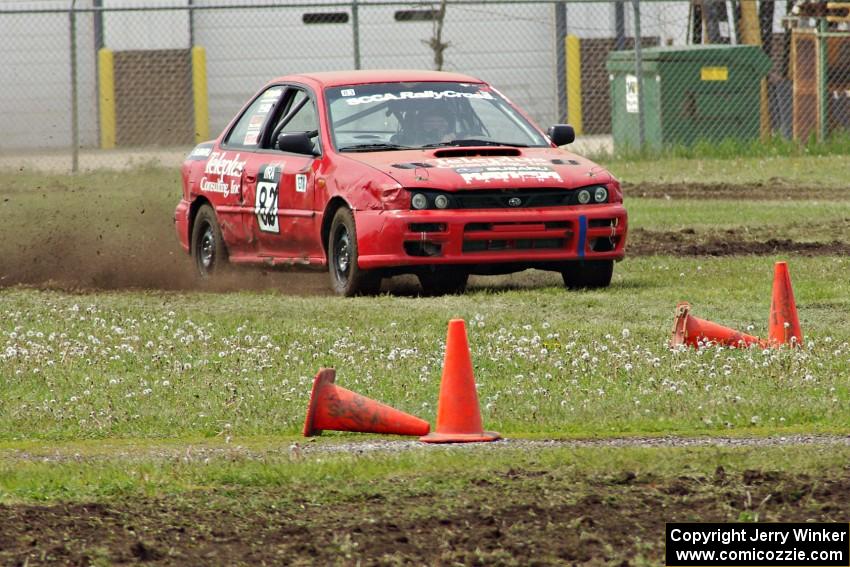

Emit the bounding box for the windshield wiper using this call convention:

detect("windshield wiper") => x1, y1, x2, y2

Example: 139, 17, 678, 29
421, 139, 528, 148
338, 142, 412, 152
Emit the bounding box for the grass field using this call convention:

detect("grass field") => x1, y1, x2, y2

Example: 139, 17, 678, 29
1, 254, 849, 442
2, 154, 850, 564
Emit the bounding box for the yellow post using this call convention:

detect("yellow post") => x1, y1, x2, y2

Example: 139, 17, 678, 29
565, 35, 583, 135
739, 0, 770, 140
739, 0, 760, 44
192, 46, 210, 143
97, 48, 115, 149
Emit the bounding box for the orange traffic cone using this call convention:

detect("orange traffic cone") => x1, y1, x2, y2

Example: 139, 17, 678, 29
768, 261, 803, 347
420, 319, 500, 444
671, 302, 765, 349
303, 368, 430, 437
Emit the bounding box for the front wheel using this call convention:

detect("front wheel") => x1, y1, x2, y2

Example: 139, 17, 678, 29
561, 260, 614, 290
418, 270, 469, 296
328, 208, 381, 296
191, 204, 227, 278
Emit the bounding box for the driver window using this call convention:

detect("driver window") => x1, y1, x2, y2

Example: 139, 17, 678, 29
282, 91, 318, 134
267, 89, 320, 154
225, 86, 284, 148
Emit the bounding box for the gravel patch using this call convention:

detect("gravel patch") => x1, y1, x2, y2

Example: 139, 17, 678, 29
4, 434, 849, 464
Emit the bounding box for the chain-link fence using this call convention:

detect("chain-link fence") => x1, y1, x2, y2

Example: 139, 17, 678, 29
2, 0, 849, 170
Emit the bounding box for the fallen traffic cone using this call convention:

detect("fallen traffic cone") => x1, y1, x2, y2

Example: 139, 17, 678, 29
670, 302, 765, 349
420, 319, 500, 444
303, 368, 430, 437
768, 261, 803, 347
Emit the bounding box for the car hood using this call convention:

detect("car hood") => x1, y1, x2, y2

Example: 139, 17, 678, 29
340, 146, 613, 191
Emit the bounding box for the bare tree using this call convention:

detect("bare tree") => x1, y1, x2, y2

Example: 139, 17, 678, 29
423, 0, 450, 71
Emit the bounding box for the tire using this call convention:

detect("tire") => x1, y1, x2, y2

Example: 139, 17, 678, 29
328, 208, 381, 296
561, 260, 614, 290
191, 204, 228, 279
418, 269, 469, 296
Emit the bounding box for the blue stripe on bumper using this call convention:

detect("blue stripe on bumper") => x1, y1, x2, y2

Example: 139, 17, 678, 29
577, 215, 587, 258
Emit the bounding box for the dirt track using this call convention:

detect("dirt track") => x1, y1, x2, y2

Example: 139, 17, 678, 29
622, 181, 848, 201
628, 228, 850, 257
1, 181, 847, 292
5, 435, 850, 464
1, 457, 849, 565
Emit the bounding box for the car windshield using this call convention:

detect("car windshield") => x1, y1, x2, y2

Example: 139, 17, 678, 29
325, 82, 550, 152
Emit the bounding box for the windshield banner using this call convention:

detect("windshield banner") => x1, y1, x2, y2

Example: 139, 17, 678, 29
345, 90, 494, 106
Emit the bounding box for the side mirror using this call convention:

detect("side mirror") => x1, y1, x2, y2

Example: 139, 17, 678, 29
547, 124, 575, 146
277, 131, 317, 155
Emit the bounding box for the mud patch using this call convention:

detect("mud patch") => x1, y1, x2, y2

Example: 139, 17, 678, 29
624, 181, 849, 201
0, 224, 331, 295
1, 468, 849, 565
629, 227, 850, 256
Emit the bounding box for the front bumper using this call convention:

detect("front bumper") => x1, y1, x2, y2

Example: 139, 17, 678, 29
174, 199, 191, 253
355, 204, 627, 270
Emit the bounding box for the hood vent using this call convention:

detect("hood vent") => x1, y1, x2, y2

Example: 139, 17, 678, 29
392, 162, 434, 170
551, 158, 580, 165
433, 147, 522, 158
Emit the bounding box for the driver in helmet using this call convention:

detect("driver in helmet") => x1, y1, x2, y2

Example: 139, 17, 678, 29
418, 110, 455, 145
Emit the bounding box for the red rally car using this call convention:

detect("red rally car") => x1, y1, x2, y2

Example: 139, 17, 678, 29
174, 70, 628, 296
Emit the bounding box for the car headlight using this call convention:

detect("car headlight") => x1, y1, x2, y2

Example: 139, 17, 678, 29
593, 187, 608, 203
577, 189, 591, 204
411, 193, 428, 210
434, 194, 449, 209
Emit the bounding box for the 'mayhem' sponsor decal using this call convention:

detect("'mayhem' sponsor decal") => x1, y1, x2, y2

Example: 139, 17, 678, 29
455, 165, 561, 184
346, 90, 494, 106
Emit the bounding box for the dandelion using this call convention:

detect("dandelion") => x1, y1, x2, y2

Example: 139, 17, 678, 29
622, 328, 630, 339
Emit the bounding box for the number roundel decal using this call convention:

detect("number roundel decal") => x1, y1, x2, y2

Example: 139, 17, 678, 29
255, 164, 280, 233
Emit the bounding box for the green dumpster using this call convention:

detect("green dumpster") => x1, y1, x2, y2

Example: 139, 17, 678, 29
606, 45, 772, 151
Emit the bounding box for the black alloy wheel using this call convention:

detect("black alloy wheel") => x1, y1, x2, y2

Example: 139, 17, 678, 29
328, 208, 381, 296
191, 204, 227, 278
418, 269, 469, 296
561, 260, 614, 289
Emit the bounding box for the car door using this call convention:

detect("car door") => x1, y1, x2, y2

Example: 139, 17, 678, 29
217, 84, 286, 257
242, 87, 323, 260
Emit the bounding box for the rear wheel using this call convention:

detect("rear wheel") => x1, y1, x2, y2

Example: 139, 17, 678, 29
328, 208, 381, 296
418, 269, 469, 296
191, 204, 227, 278
561, 260, 614, 289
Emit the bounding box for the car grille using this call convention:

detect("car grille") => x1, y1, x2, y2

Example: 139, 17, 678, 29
453, 189, 569, 208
